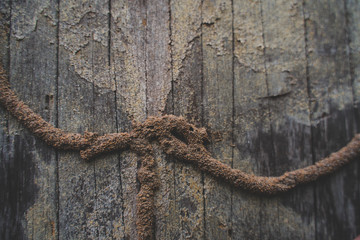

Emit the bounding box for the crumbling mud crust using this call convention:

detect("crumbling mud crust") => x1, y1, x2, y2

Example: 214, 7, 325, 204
1, 65, 360, 240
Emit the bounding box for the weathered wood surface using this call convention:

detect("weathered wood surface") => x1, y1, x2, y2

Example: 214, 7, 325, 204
169, 0, 204, 238
0, 0, 359, 239
1, 1, 58, 239
304, 0, 359, 239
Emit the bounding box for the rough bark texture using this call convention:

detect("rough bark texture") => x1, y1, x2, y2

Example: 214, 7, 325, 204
1, 0, 360, 239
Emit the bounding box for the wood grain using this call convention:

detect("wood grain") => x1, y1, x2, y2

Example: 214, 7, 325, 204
202, 0, 233, 238
1, 0, 360, 239
261, 0, 314, 238
232, 0, 267, 238
90, 0, 124, 238
111, 0, 147, 238
347, 0, 360, 129
58, 0, 104, 238
304, 0, 359, 239
169, 0, 205, 238
347, 0, 360, 235
2, 0, 58, 239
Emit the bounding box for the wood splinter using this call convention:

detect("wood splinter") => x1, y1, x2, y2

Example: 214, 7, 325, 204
1, 65, 359, 240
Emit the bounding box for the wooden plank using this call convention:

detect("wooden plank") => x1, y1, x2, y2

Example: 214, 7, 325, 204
0, 1, 13, 239
141, 0, 173, 239
232, 0, 267, 238
0, 0, 10, 160
202, 0, 233, 238
0, 0, 9, 161
1, 1, 359, 239
87, 0, 125, 238
145, 0, 172, 117
58, 0, 105, 238
2, 1, 59, 239
169, 0, 204, 238
153, 143, 175, 240
346, 1, 360, 235
304, 0, 358, 239
93, 83, 124, 239
260, 0, 315, 239
111, 0, 146, 238
0, 0, 10, 67
347, 0, 360, 129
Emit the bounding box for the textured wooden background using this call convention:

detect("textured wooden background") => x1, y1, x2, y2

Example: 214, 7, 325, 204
0, 0, 359, 239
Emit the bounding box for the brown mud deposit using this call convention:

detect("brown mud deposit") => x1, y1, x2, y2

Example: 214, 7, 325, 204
1, 65, 360, 240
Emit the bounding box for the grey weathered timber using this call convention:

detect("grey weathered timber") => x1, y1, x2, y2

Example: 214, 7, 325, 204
260, 0, 315, 239
166, 0, 205, 239
0, 0, 9, 236
232, 0, 268, 238
1, 0, 360, 239
1, 0, 58, 239
111, 0, 147, 238
89, 0, 124, 238
347, 1, 360, 128
347, 1, 360, 235
202, 0, 233, 239
57, 0, 112, 238
0, 0, 15, 239
145, 0, 171, 117
144, 0, 172, 239
347, 1, 360, 234
304, 0, 359, 239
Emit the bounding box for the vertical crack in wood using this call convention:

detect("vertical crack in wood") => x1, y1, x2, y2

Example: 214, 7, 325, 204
55, 0, 60, 239
301, 1, 318, 239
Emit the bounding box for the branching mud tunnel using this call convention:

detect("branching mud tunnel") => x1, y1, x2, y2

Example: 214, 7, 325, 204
1, 65, 360, 239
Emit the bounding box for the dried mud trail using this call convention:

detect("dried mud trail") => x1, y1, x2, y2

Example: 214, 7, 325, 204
1, 65, 359, 239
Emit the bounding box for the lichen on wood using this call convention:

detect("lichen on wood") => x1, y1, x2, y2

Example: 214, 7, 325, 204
1, 64, 359, 239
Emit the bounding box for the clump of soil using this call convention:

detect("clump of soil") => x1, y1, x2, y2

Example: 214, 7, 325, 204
1, 65, 359, 240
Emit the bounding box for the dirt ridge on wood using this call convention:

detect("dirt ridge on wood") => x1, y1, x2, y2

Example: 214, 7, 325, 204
1, 64, 359, 239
